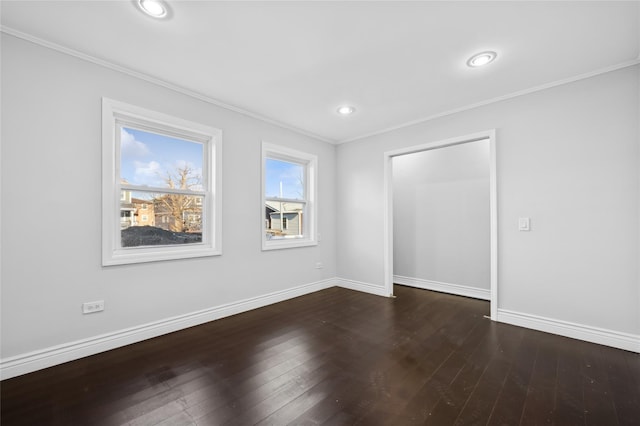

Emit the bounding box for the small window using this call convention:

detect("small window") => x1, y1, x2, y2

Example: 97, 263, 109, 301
262, 142, 317, 250
102, 98, 222, 265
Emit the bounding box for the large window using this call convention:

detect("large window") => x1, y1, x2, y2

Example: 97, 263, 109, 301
262, 142, 317, 250
102, 98, 222, 265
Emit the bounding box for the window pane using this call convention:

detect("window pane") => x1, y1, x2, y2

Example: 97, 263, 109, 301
265, 158, 304, 200
120, 190, 203, 247
265, 201, 304, 240
120, 127, 204, 191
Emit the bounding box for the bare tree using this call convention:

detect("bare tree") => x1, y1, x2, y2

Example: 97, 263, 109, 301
156, 165, 202, 232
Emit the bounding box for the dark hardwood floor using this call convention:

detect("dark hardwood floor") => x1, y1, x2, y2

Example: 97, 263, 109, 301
2, 285, 639, 425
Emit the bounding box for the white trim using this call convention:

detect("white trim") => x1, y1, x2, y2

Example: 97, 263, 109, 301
339, 59, 640, 144
0, 279, 335, 380
0, 26, 333, 144
3, 26, 638, 147
489, 129, 498, 319
497, 309, 640, 353
394, 275, 490, 301
3, 279, 636, 380
383, 149, 394, 297
335, 278, 391, 297
383, 130, 493, 158
383, 130, 498, 318
102, 98, 223, 265
261, 142, 318, 251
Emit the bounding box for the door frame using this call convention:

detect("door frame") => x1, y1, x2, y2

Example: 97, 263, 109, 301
383, 129, 498, 319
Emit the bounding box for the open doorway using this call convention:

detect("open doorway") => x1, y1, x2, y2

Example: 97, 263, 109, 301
383, 130, 498, 319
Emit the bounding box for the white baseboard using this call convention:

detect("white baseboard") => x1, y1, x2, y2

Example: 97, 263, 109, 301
4, 278, 636, 380
497, 309, 640, 353
335, 277, 391, 297
0, 278, 335, 380
394, 275, 490, 301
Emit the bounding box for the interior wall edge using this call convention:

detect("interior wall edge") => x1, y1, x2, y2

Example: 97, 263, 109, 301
335, 277, 390, 297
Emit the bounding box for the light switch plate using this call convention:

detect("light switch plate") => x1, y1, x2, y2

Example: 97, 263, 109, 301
518, 217, 531, 231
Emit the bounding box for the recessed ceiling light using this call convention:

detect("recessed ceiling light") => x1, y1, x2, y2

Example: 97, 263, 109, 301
467, 51, 497, 68
337, 105, 356, 116
137, 0, 168, 18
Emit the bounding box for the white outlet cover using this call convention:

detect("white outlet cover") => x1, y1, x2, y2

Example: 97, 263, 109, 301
82, 301, 105, 314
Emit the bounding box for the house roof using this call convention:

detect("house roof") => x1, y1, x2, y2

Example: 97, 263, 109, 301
131, 198, 153, 205
265, 203, 278, 213
265, 200, 303, 213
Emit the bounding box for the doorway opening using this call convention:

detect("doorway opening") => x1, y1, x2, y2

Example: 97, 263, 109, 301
383, 130, 498, 319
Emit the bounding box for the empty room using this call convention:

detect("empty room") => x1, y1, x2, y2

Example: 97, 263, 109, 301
1, 1, 639, 425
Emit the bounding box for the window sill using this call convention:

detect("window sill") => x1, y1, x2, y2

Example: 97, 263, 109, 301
262, 239, 318, 251
103, 245, 222, 266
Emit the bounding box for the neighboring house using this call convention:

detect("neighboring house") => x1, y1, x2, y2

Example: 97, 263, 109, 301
265, 201, 303, 237
184, 212, 202, 232
131, 198, 155, 227
154, 195, 202, 233
121, 180, 155, 229
154, 200, 177, 232
120, 185, 136, 229
265, 203, 278, 231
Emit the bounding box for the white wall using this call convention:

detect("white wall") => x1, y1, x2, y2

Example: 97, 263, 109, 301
337, 65, 639, 339
393, 140, 490, 291
0, 35, 337, 365
1, 35, 638, 376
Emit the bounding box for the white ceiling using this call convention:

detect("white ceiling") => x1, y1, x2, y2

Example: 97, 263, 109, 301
2, 1, 639, 143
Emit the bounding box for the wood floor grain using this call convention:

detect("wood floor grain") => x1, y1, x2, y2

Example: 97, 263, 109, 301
1, 285, 638, 425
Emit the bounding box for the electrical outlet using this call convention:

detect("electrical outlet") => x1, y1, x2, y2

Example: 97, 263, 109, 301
82, 300, 104, 314
315, 262, 324, 269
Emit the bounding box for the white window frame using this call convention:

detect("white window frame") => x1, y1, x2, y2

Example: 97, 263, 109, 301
102, 98, 222, 265
262, 142, 317, 251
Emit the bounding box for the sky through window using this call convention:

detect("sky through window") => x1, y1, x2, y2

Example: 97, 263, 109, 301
120, 127, 203, 190
265, 158, 304, 200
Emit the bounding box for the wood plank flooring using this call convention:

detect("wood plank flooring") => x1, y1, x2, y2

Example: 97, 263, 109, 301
1, 285, 638, 425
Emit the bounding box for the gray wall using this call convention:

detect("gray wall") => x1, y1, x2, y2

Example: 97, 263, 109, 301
0, 35, 337, 359
1, 33, 638, 370
337, 65, 639, 335
393, 140, 490, 290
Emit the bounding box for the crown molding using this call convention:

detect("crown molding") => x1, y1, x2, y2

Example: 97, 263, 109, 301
0, 25, 336, 145
338, 58, 640, 144
2, 25, 638, 146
